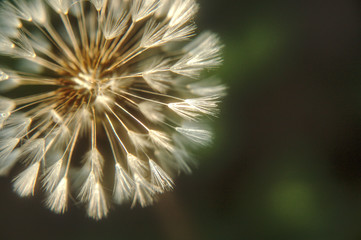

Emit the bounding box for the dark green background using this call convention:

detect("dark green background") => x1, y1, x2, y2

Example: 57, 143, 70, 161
1, 0, 361, 239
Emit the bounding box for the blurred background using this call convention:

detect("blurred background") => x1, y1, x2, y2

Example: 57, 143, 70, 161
1, 0, 361, 239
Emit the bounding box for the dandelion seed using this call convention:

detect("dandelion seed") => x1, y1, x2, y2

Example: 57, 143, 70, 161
0, 0, 224, 219
132, 173, 158, 207
21, 138, 45, 164
127, 153, 147, 175
168, 96, 220, 120
101, 6, 128, 40
47, 0, 75, 14
131, 0, 159, 22
87, 182, 109, 220
46, 177, 68, 213
13, 161, 40, 197
0, 148, 20, 176
43, 158, 64, 192
91, 0, 106, 11
0, 72, 20, 92
187, 77, 227, 97
149, 130, 174, 151
138, 101, 165, 123
83, 149, 105, 179
113, 163, 134, 204
171, 32, 223, 78
0, 97, 16, 128
78, 172, 97, 202
128, 131, 151, 150
141, 57, 172, 93
0, 115, 31, 139
175, 124, 213, 146
149, 159, 174, 190
14, 0, 47, 24
0, 138, 19, 165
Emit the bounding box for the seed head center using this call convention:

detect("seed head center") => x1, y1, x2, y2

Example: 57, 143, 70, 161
72, 72, 101, 92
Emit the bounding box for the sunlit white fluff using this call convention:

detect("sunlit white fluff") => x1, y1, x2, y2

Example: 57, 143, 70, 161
141, 58, 171, 93
149, 159, 174, 190
0, 139, 19, 166
12, 31, 37, 58
13, 161, 40, 197
83, 149, 105, 179
168, 96, 220, 120
0, 98, 16, 128
0, 149, 20, 176
91, 0, 106, 11
87, 182, 108, 220
21, 139, 45, 164
2, 1, 33, 22
46, 177, 68, 213
43, 158, 64, 191
132, 173, 157, 207
127, 153, 147, 175
175, 125, 213, 146
101, 7, 128, 40
171, 32, 223, 78
167, 0, 199, 27
47, 0, 75, 14
0, 115, 31, 139
187, 77, 227, 97
78, 171, 97, 200
0, 0, 224, 220
138, 101, 165, 123
113, 163, 134, 204
128, 131, 151, 150
14, 0, 48, 24
131, 0, 159, 22
149, 130, 174, 151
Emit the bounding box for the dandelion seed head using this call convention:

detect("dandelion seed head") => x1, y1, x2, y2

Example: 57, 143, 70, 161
0, 0, 224, 220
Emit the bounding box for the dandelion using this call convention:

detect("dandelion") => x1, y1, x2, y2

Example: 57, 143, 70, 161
0, 0, 225, 220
